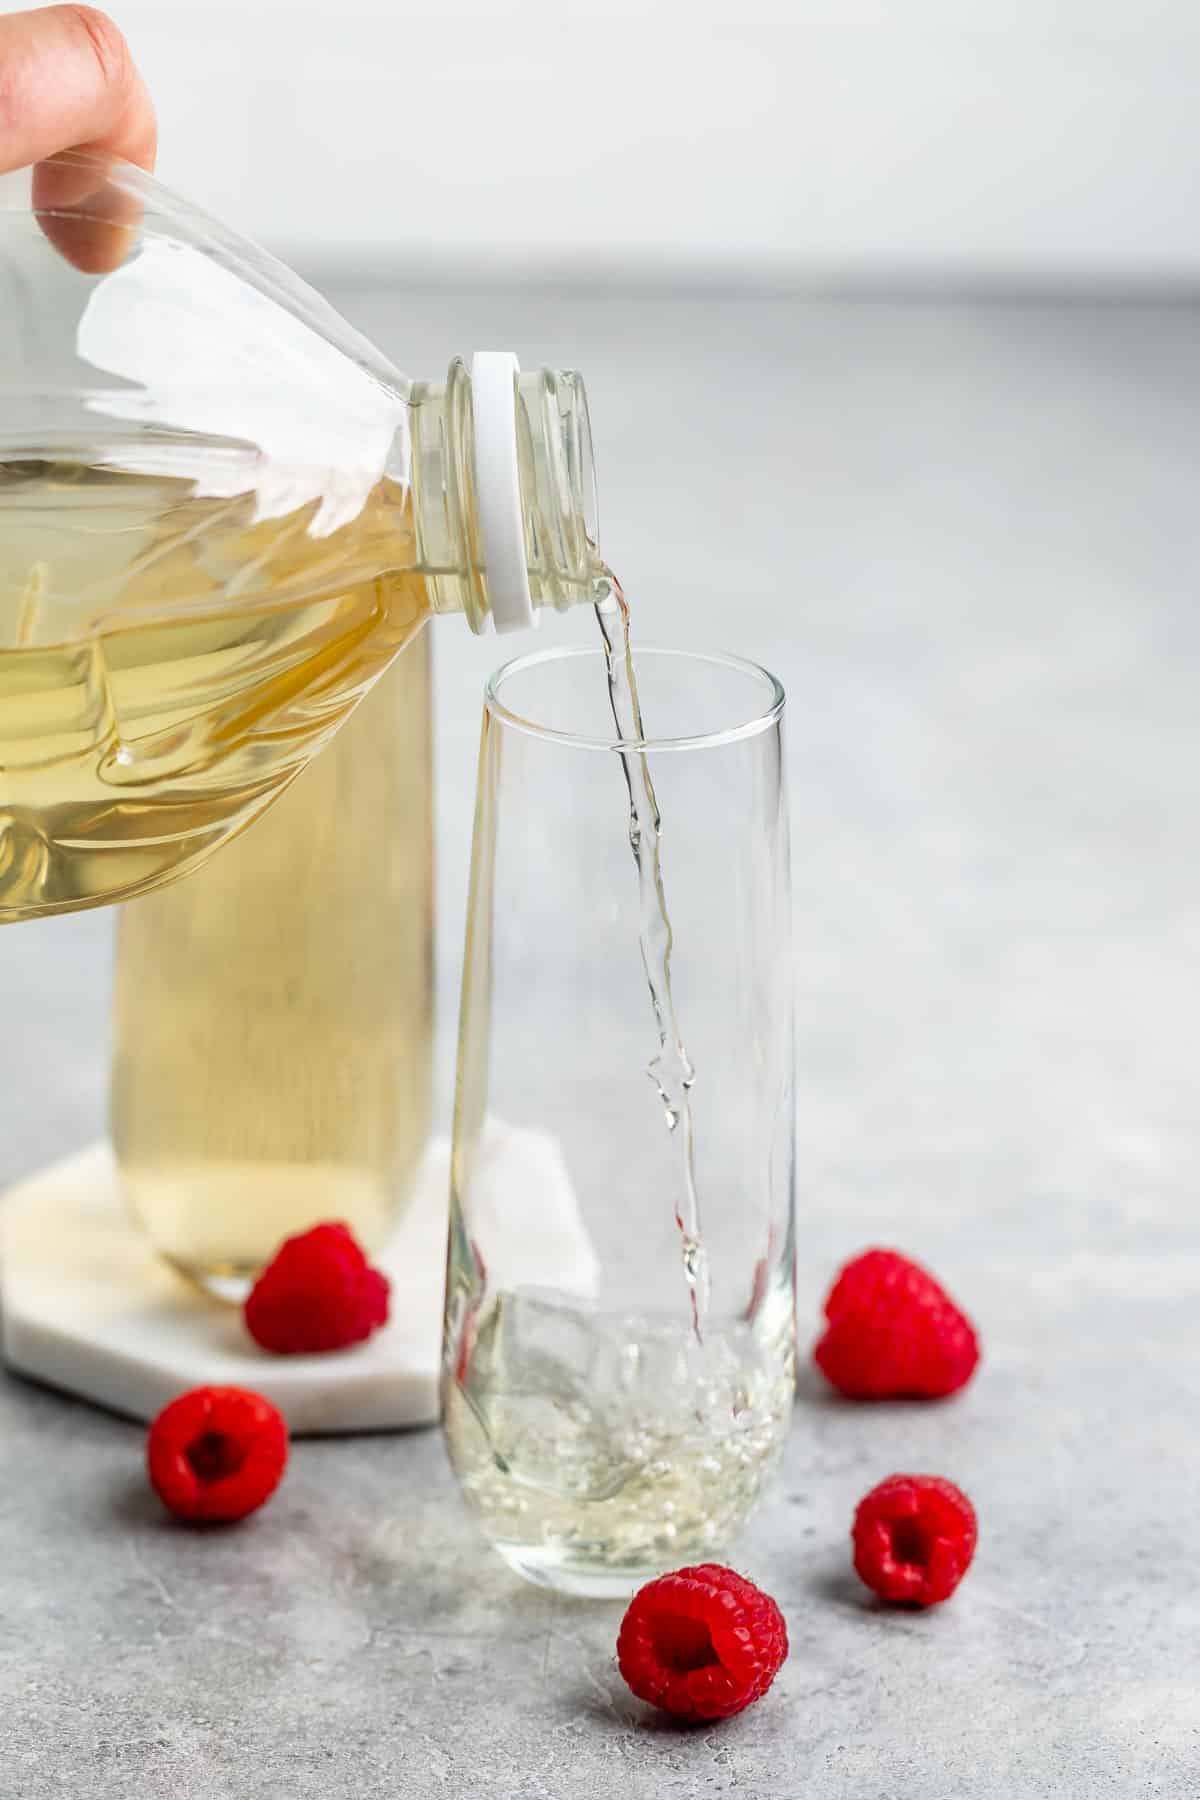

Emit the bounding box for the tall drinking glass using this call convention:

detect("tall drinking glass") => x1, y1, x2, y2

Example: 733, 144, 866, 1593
443, 645, 795, 1597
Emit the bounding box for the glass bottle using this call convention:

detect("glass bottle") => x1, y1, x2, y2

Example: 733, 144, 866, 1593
0, 150, 608, 1287
110, 634, 435, 1293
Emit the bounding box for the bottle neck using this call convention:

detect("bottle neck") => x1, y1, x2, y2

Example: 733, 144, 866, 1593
408, 358, 608, 633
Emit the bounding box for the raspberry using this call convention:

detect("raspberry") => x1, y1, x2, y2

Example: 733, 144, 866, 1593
244, 1221, 390, 1354
814, 1248, 979, 1400
617, 1564, 788, 1721
852, 1474, 977, 1606
147, 1385, 288, 1523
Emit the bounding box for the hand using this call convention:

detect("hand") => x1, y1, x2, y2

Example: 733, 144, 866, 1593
0, 5, 154, 173
0, 7, 155, 270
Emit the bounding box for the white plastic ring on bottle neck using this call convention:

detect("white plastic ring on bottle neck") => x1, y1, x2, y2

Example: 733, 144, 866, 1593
471, 351, 536, 633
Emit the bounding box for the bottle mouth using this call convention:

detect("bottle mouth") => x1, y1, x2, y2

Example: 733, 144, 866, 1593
525, 367, 599, 565
409, 359, 607, 634
513, 366, 604, 618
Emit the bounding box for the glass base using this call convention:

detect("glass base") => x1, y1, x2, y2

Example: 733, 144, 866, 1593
161, 1257, 255, 1305
493, 1541, 719, 1600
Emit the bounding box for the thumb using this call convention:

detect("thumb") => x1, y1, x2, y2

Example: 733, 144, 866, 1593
0, 6, 155, 173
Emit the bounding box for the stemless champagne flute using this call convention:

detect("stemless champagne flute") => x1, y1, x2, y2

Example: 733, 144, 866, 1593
443, 646, 795, 1598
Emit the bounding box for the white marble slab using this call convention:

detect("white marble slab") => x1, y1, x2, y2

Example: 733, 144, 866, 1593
0, 1141, 447, 1433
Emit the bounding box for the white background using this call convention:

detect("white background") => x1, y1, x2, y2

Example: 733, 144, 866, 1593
11, 0, 1200, 283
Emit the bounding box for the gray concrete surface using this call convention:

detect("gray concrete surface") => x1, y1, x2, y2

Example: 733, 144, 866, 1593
2, 293, 1199, 1796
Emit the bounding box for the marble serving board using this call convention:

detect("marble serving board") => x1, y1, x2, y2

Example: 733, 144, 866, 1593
0, 1125, 593, 1435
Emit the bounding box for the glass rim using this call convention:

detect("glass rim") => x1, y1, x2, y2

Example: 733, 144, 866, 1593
484, 644, 786, 754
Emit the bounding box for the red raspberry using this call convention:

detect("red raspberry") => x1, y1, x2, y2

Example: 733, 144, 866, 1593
244, 1221, 390, 1354
814, 1248, 979, 1400
147, 1385, 288, 1523
617, 1564, 788, 1721
852, 1473, 977, 1606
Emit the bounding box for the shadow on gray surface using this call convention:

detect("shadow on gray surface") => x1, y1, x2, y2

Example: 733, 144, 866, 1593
564, 1684, 747, 1738
107, 1472, 186, 1533
802, 1560, 882, 1616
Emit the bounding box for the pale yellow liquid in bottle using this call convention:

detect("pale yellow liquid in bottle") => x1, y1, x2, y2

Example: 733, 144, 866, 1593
0, 459, 428, 919
111, 638, 433, 1291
